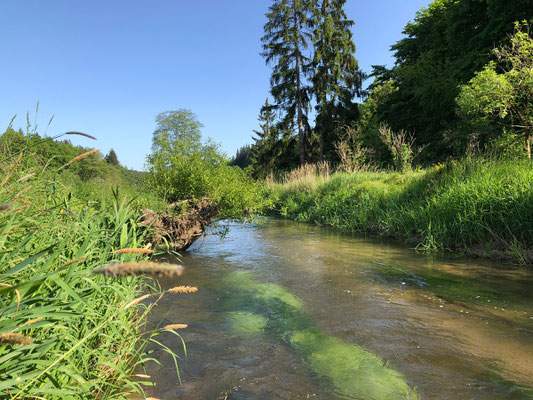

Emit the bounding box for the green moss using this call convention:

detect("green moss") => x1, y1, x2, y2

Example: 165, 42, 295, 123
221, 272, 419, 399
225, 311, 267, 335
290, 331, 419, 400
223, 272, 304, 309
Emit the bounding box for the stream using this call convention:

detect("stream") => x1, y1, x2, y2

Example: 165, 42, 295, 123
141, 218, 533, 399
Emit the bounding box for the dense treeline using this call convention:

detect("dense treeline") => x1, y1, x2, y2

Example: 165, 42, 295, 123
0, 127, 146, 191
249, 0, 533, 177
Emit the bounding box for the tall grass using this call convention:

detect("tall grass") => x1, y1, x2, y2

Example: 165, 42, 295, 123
268, 159, 533, 263
0, 144, 188, 398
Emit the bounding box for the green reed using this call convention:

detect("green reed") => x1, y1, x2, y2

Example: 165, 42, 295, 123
0, 148, 185, 399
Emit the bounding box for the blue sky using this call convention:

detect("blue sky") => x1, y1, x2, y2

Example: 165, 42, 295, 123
0, 0, 431, 170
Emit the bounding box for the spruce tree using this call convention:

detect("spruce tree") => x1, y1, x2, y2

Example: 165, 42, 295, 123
251, 98, 279, 178
105, 148, 119, 166
312, 0, 361, 161
261, 0, 315, 165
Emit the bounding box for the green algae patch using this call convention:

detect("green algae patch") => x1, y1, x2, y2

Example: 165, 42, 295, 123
290, 331, 419, 400
222, 272, 303, 309
221, 272, 419, 400
225, 311, 267, 335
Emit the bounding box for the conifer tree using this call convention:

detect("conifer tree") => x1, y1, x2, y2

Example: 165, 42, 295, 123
261, 0, 315, 165
312, 0, 361, 161
105, 148, 119, 166
251, 98, 279, 178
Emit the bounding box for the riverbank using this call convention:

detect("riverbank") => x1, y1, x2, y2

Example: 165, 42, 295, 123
0, 133, 192, 399
267, 159, 533, 264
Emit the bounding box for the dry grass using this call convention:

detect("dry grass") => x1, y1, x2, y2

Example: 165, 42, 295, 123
59, 149, 100, 170
124, 294, 153, 309
277, 161, 332, 190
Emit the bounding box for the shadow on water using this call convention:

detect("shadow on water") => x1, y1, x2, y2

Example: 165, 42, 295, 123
139, 218, 533, 400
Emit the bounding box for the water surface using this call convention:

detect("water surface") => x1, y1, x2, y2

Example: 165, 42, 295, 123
141, 218, 533, 399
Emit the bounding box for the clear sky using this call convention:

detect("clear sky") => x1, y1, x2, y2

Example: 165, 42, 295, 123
0, 0, 432, 170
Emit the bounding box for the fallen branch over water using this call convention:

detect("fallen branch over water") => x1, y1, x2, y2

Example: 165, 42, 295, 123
141, 199, 218, 252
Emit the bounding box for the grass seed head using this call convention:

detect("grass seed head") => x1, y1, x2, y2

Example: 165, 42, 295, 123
167, 285, 198, 294
92, 262, 183, 277
124, 294, 152, 309
164, 324, 188, 330
64, 131, 97, 140
19, 317, 43, 329
17, 172, 35, 182
59, 149, 100, 170
0, 333, 33, 345
114, 248, 154, 255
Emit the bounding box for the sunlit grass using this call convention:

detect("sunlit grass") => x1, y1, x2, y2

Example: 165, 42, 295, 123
269, 159, 533, 263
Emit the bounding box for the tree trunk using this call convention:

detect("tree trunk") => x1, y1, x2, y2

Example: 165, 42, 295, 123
319, 128, 324, 161
294, 1, 305, 165
526, 134, 531, 160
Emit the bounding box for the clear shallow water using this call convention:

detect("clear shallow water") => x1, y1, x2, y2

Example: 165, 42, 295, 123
140, 218, 533, 399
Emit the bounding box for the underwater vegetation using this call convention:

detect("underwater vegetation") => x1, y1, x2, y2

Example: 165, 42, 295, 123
221, 272, 419, 400
369, 262, 533, 313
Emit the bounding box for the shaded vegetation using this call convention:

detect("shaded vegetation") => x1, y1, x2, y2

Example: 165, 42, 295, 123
251, 0, 533, 175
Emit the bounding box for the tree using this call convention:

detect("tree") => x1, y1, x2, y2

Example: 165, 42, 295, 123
105, 148, 119, 166
229, 145, 253, 169
151, 109, 203, 157
457, 21, 533, 158
376, 0, 533, 160
312, 0, 361, 161
251, 98, 279, 178
146, 110, 265, 218
262, 0, 315, 165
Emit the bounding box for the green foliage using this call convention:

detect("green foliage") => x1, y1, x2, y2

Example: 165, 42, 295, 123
146, 110, 268, 218
251, 98, 298, 178
457, 21, 533, 158
262, 0, 316, 165
0, 127, 162, 212
269, 159, 533, 263
375, 0, 533, 160
258, 0, 361, 168
312, 0, 361, 161
151, 109, 203, 155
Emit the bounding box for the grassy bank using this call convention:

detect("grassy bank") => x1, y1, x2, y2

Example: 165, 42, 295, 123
268, 160, 533, 264
0, 134, 187, 399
